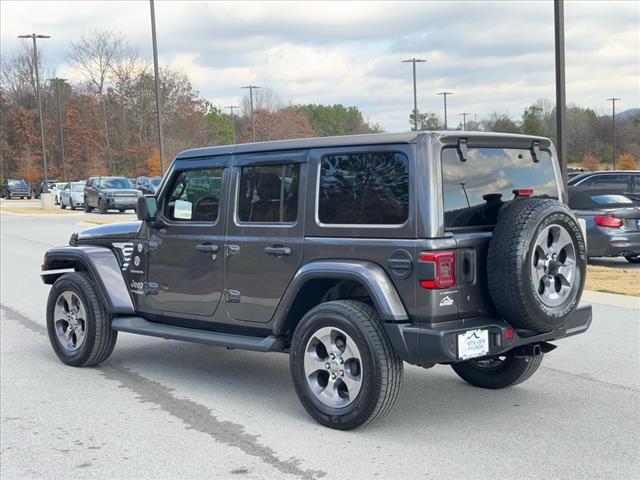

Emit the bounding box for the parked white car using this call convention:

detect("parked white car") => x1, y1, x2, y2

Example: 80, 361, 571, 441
60, 181, 86, 210
51, 183, 67, 205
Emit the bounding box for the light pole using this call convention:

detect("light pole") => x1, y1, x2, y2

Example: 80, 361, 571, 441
18, 33, 50, 192
150, 0, 165, 173
242, 84, 260, 142
402, 58, 426, 131
47, 78, 68, 181
554, 0, 567, 191
458, 112, 471, 131
226, 105, 238, 144
437, 91, 454, 129
607, 97, 621, 169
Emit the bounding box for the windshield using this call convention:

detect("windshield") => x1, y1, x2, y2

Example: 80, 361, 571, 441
442, 146, 558, 228
8, 180, 28, 188
71, 183, 85, 192
99, 178, 133, 189
151, 178, 161, 186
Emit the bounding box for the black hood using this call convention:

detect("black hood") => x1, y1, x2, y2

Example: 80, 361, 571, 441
74, 221, 142, 244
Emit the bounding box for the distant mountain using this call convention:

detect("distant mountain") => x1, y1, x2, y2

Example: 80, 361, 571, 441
616, 108, 639, 120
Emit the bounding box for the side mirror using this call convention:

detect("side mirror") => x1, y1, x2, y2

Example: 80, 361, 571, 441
136, 195, 158, 221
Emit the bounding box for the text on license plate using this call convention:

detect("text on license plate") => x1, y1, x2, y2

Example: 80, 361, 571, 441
457, 329, 489, 360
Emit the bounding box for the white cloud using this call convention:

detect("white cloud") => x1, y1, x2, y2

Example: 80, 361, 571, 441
1, 0, 638, 132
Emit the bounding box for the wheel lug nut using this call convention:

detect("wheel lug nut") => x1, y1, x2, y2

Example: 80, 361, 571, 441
330, 353, 335, 359
331, 373, 336, 379
325, 363, 330, 369
340, 370, 344, 376
339, 358, 344, 364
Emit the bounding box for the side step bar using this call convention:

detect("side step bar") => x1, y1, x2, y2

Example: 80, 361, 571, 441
111, 316, 286, 352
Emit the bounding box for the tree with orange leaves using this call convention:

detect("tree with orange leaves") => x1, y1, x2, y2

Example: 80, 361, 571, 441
617, 153, 637, 170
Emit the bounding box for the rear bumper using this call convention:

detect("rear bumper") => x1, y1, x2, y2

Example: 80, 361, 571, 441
589, 228, 640, 257
384, 304, 592, 366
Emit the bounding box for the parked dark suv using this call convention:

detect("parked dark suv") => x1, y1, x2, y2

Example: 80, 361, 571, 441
84, 176, 141, 214
41, 132, 591, 430
1, 178, 32, 199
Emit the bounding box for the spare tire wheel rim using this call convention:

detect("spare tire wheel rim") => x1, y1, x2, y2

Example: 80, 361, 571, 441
532, 223, 577, 307
303, 326, 363, 408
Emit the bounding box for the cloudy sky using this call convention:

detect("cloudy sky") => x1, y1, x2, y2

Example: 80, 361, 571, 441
1, 0, 638, 131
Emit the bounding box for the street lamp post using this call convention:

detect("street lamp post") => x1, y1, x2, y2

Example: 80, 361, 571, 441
150, 0, 165, 173
607, 97, 621, 169
18, 33, 50, 192
402, 58, 426, 131
458, 112, 471, 131
226, 105, 238, 144
242, 85, 260, 142
437, 91, 454, 129
47, 78, 68, 181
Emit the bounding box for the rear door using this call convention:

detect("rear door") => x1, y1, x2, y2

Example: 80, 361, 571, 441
224, 151, 306, 323
440, 144, 561, 318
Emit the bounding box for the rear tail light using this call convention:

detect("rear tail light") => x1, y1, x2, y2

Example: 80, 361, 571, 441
594, 215, 623, 228
419, 251, 455, 289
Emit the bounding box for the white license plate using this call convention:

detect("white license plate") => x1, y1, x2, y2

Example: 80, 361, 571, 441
457, 329, 489, 360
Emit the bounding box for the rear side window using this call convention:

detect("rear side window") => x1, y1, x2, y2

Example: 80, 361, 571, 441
165, 168, 223, 222
442, 147, 558, 228
588, 174, 630, 188
237, 164, 300, 223
318, 152, 409, 225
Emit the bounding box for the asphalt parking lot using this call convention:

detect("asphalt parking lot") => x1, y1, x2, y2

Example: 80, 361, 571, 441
1, 211, 639, 479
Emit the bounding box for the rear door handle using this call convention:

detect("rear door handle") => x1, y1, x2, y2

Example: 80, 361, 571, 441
264, 246, 292, 257
196, 243, 219, 254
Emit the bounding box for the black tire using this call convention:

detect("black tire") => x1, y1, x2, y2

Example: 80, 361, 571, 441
60, 201, 66, 210
70, 203, 76, 211
451, 354, 543, 389
84, 199, 93, 212
118, 208, 125, 213
98, 198, 108, 214
625, 255, 640, 264
487, 198, 586, 332
290, 300, 403, 430
46, 272, 117, 367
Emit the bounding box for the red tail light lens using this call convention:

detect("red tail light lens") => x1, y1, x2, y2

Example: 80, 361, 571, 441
419, 252, 455, 289
513, 188, 534, 197
594, 215, 623, 228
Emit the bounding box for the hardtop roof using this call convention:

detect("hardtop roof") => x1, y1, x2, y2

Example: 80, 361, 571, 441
175, 131, 551, 160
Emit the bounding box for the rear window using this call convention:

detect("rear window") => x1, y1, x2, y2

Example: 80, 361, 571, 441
442, 147, 558, 228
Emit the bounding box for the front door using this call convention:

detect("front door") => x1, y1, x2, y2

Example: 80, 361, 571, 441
224, 152, 307, 323
146, 160, 228, 317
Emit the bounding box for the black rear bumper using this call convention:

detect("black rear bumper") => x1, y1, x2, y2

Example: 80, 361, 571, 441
384, 304, 592, 366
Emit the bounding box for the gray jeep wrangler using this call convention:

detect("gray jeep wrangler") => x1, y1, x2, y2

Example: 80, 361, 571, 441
41, 132, 591, 430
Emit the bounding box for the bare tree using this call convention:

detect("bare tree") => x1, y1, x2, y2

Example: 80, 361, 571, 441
68, 30, 125, 173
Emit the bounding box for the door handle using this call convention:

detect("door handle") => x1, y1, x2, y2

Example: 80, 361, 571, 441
264, 246, 292, 257
196, 243, 219, 254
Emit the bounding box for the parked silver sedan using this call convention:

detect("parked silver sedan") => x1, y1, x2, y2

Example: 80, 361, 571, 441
59, 181, 86, 210
569, 189, 640, 263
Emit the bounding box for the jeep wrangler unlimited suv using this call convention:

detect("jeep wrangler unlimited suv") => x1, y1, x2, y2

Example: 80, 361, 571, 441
41, 132, 591, 430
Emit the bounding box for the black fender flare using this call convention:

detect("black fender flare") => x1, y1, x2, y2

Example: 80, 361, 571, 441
41, 246, 135, 314
272, 260, 408, 335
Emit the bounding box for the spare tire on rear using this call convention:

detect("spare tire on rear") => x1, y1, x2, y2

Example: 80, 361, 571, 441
487, 197, 586, 332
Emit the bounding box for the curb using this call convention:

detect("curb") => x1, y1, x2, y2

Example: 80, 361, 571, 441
581, 290, 640, 310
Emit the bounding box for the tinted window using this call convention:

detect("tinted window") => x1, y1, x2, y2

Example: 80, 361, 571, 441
589, 174, 630, 188
634, 175, 640, 190
442, 147, 558, 228
591, 194, 633, 204
318, 152, 409, 225
165, 168, 223, 222
99, 178, 133, 189
238, 164, 299, 223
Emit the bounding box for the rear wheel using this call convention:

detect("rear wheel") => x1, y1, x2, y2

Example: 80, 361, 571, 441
451, 354, 543, 389
46, 272, 118, 367
290, 300, 403, 430
60, 201, 66, 209
98, 198, 107, 214
625, 254, 640, 264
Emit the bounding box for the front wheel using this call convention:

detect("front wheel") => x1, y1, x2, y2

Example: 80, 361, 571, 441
451, 354, 543, 389
46, 272, 118, 367
290, 300, 403, 430
98, 198, 108, 214
625, 254, 640, 264
84, 199, 93, 212
60, 201, 66, 210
